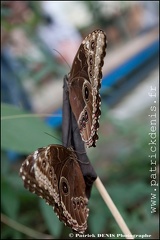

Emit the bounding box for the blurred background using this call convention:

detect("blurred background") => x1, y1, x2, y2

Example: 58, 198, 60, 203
1, 1, 159, 239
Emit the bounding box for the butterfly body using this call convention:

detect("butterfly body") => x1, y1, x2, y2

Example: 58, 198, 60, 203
68, 29, 107, 148
20, 144, 88, 233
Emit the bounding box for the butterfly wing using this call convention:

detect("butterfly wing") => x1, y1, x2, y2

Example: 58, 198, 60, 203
68, 29, 107, 147
19, 144, 88, 233
59, 153, 88, 233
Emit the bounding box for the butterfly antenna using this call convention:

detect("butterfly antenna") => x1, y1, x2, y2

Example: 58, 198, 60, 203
52, 49, 71, 69
44, 132, 62, 144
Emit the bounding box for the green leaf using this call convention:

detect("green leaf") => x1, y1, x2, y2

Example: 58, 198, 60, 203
107, 182, 150, 208
39, 199, 63, 238
1, 103, 61, 154
1, 180, 20, 218
88, 187, 111, 233
1, 151, 10, 175
89, 206, 109, 233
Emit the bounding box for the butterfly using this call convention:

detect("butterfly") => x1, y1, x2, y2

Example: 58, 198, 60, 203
68, 29, 107, 148
19, 145, 89, 233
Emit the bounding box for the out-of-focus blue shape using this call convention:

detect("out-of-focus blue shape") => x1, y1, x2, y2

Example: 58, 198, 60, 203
6, 151, 22, 162
1, 47, 33, 110
101, 38, 159, 90
45, 108, 62, 128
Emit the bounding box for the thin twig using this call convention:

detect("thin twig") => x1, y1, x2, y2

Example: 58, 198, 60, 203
95, 177, 134, 239
1, 213, 53, 239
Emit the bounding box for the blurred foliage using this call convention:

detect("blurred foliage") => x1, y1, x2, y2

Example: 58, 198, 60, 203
1, 1, 66, 91
87, 106, 159, 238
1, 104, 159, 239
1, 1, 42, 33
1, 1, 159, 239
1, 103, 60, 154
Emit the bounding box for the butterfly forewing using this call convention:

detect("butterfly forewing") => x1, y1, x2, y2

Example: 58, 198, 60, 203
68, 29, 107, 148
19, 144, 88, 233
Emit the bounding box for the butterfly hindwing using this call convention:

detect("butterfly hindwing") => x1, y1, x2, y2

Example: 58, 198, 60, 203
20, 144, 88, 233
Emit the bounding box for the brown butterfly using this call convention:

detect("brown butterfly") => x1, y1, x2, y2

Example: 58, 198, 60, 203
19, 145, 89, 233
68, 29, 107, 148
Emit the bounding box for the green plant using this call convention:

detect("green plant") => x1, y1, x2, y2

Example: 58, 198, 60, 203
1, 103, 159, 239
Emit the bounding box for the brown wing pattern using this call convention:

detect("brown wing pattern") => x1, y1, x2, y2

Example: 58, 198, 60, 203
68, 29, 107, 147
19, 144, 88, 233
